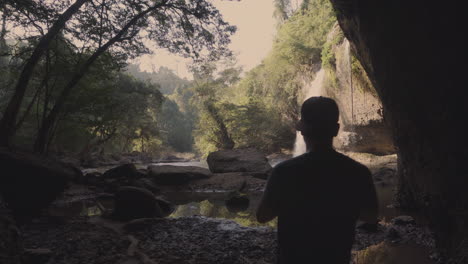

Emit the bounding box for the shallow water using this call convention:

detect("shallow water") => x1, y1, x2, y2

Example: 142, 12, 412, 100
75, 159, 420, 227
52, 158, 434, 264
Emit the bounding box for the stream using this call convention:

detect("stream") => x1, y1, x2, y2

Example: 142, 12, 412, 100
41, 154, 436, 264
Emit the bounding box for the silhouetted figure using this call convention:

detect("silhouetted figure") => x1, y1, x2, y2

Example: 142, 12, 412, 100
257, 96, 378, 264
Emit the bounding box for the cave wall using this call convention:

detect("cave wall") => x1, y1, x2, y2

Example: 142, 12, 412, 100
321, 23, 395, 155
329, 0, 467, 261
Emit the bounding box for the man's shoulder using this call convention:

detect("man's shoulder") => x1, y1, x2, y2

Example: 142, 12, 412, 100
334, 151, 371, 174
273, 151, 369, 173
334, 151, 369, 168
273, 153, 310, 172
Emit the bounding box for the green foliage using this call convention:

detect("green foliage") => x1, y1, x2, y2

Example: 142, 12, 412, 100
274, 0, 336, 67
1, 0, 237, 152
1, 0, 341, 157
351, 54, 376, 96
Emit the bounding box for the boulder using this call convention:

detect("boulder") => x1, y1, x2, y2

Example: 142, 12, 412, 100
391, 215, 416, 226
131, 178, 160, 195
190, 172, 266, 192
154, 197, 175, 217
148, 165, 212, 185
0, 149, 81, 222
225, 194, 250, 213
207, 148, 272, 174
81, 172, 103, 186
102, 163, 139, 179
112, 186, 165, 221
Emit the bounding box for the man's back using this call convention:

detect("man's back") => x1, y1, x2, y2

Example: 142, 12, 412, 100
267, 149, 377, 263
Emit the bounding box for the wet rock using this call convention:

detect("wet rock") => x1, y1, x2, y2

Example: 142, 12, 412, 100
82, 172, 103, 186
225, 194, 250, 213
207, 148, 272, 174
137, 169, 148, 177
22, 248, 52, 264
190, 172, 246, 191
189, 172, 266, 192
385, 227, 401, 241
122, 218, 163, 232
102, 164, 139, 179
148, 165, 212, 185
112, 187, 164, 220
80, 155, 101, 168
154, 197, 175, 217
0, 149, 80, 222
131, 178, 160, 195
391, 215, 416, 226
250, 171, 271, 180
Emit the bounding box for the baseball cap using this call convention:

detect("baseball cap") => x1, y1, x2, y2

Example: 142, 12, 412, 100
296, 96, 339, 136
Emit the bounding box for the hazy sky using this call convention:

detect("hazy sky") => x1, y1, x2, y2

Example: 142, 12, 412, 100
136, 0, 277, 79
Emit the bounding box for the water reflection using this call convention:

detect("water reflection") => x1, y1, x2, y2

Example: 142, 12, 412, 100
167, 191, 277, 228
164, 182, 412, 228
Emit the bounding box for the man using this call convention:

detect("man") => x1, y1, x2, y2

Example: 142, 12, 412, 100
257, 96, 378, 264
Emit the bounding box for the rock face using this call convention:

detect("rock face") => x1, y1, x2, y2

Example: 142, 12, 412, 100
0, 149, 81, 222
319, 23, 395, 155
207, 149, 272, 174
112, 186, 164, 220
148, 165, 212, 185
329, 1, 467, 261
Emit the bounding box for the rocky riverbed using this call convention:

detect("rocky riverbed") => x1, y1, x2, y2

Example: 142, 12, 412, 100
5, 149, 439, 264
20, 213, 436, 264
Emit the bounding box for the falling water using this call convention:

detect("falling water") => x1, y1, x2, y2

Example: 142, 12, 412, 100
293, 68, 326, 157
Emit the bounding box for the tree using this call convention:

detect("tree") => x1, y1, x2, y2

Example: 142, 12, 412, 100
0, 0, 236, 153
0, 0, 90, 146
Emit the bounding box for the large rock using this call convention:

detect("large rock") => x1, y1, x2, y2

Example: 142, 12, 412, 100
206, 149, 272, 174
190, 172, 266, 192
102, 163, 139, 179
112, 186, 165, 221
148, 165, 212, 185
0, 149, 81, 222
225, 194, 250, 213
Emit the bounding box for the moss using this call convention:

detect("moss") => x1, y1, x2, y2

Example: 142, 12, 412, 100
321, 42, 336, 69
351, 54, 377, 96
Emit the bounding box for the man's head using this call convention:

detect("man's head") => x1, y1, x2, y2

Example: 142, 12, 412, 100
296, 96, 340, 143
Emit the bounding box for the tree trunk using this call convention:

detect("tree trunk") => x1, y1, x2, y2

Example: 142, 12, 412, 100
0, 0, 89, 147
205, 102, 235, 149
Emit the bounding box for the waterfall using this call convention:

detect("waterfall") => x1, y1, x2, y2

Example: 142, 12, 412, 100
292, 68, 325, 157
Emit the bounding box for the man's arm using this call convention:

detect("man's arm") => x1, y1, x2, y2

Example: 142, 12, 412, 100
256, 169, 280, 223
359, 166, 379, 224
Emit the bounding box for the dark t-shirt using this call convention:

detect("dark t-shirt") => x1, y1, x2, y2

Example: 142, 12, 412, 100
263, 149, 377, 264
